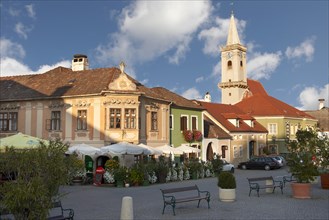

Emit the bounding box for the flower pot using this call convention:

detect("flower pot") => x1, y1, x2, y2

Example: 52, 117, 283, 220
219, 188, 236, 202
320, 173, 329, 189
291, 182, 311, 199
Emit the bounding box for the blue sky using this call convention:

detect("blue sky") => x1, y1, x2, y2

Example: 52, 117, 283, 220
1, 0, 328, 110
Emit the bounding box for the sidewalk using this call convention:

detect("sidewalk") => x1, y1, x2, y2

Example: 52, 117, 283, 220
59, 168, 329, 220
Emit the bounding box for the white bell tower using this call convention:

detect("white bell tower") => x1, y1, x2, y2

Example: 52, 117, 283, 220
218, 12, 248, 105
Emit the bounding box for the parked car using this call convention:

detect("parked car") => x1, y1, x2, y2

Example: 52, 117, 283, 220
237, 156, 281, 171
270, 155, 286, 167
221, 160, 235, 173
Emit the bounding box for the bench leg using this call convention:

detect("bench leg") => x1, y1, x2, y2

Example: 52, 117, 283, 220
249, 189, 252, 197
172, 204, 176, 216
162, 204, 166, 215
197, 199, 201, 208
257, 189, 259, 197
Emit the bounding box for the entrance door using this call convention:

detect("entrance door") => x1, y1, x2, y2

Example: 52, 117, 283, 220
206, 143, 213, 161
249, 141, 255, 158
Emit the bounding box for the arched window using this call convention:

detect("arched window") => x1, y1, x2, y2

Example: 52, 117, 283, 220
240, 61, 243, 67
227, 61, 232, 69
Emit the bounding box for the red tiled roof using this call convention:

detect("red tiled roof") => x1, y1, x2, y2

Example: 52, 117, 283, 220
235, 79, 315, 119
204, 115, 231, 139
199, 101, 267, 133
0, 67, 165, 102
150, 87, 204, 110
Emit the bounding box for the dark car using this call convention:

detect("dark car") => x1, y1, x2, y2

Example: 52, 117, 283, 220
238, 156, 280, 171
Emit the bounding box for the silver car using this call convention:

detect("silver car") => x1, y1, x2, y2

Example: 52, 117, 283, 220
222, 159, 235, 173
271, 156, 286, 167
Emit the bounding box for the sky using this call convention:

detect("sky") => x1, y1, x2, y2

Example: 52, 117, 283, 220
1, 0, 328, 110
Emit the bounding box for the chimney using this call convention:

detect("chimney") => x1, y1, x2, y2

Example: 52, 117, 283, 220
72, 54, 89, 71
204, 92, 211, 102
318, 98, 325, 110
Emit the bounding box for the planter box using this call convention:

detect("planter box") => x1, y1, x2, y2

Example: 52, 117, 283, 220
219, 188, 236, 202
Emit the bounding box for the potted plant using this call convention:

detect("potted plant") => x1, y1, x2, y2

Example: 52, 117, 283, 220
113, 166, 128, 187
70, 157, 86, 185
287, 129, 320, 198
187, 158, 202, 179
129, 164, 144, 186
217, 171, 236, 202
315, 131, 329, 189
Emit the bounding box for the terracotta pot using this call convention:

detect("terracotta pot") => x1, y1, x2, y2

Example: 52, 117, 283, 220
291, 182, 311, 199
320, 173, 329, 189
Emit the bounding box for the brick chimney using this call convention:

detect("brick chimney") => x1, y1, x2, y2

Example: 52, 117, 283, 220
72, 54, 89, 71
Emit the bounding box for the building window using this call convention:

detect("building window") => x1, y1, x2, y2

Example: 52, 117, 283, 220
240, 61, 243, 67
124, 109, 136, 129
50, 111, 61, 131
110, 108, 121, 129
169, 114, 174, 130
191, 116, 197, 130
151, 112, 157, 131
180, 115, 188, 131
233, 146, 238, 158
77, 110, 87, 130
239, 146, 243, 157
228, 61, 232, 69
0, 112, 18, 131
268, 123, 277, 135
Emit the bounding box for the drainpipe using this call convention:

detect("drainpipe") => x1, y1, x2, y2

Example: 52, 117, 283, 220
168, 102, 173, 146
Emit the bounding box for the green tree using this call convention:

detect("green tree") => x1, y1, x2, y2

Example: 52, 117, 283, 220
0, 139, 79, 219
287, 129, 319, 183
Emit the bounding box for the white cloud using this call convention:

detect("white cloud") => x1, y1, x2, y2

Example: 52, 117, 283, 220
9, 7, 20, 17
247, 52, 282, 80
0, 57, 31, 76
195, 76, 204, 83
181, 87, 202, 100
297, 84, 329, 110
15, 22, 32, 39
96, 1, 212, 67
25, 4, 36, 19
285, 37, 315, 62
0, 38, 26, 59
198, 16, 246, 57
0, 57, 70, 77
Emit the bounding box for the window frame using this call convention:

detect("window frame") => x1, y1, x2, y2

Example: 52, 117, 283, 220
180, 115, 188, 131
191, 115, 198, 130
77, 109, 88, 131
109, 108, 121, 129
0, 112, 18, 131
151, 112, 158, 131
268, 123, 277, 135
124, 108, 136, 129
50, 111, 61, 131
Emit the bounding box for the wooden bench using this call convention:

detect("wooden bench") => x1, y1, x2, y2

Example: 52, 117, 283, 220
247, 176, 283, 197
160, 185, 210, 215
47, 201, 74, 220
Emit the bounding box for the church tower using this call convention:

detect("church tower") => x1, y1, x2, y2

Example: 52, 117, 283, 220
218, 12, 248, 105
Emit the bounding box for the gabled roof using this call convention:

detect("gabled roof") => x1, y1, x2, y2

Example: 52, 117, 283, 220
204, 115, 231, 139
198, 101, 267, 133
235, 79, 315, 119
150, 87, 204, 110
0, 67, 165, 102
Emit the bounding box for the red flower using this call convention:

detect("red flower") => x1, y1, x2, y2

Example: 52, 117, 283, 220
193, 130, 203, 142
183, 130, 193, 143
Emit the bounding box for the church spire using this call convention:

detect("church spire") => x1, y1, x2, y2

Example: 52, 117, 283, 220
226, 12, 241, 45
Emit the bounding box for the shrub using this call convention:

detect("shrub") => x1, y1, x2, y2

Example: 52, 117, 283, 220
217, 171, 236, 189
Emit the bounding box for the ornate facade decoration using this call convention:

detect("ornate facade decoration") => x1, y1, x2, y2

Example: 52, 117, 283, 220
145, 103, 159, 111
48, 101, 65, 109
0, 103, 20, 110
103, 98, 137, 105
74, 100, 91, 108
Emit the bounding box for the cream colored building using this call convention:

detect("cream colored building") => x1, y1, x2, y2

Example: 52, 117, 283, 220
0, 55, 171, 148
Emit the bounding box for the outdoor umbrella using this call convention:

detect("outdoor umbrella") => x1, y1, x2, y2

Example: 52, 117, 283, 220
0, 132, 48, 150
156, 144, 183, 155
138, 143, 163, 155
176, 144, 201, 153
100, 142, 152, 155
66, 143, 102, 159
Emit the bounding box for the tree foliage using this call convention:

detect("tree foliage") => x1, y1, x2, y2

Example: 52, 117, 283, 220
287, 129, 320, 183
0, 139, 80, 219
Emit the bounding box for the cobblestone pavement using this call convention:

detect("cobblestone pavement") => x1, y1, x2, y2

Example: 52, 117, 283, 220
59, 168, 329, 220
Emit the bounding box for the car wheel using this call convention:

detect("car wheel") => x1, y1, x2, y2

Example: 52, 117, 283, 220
242, 165, 247, 170
264, 165, 270, 171
230, 167, 235, 173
